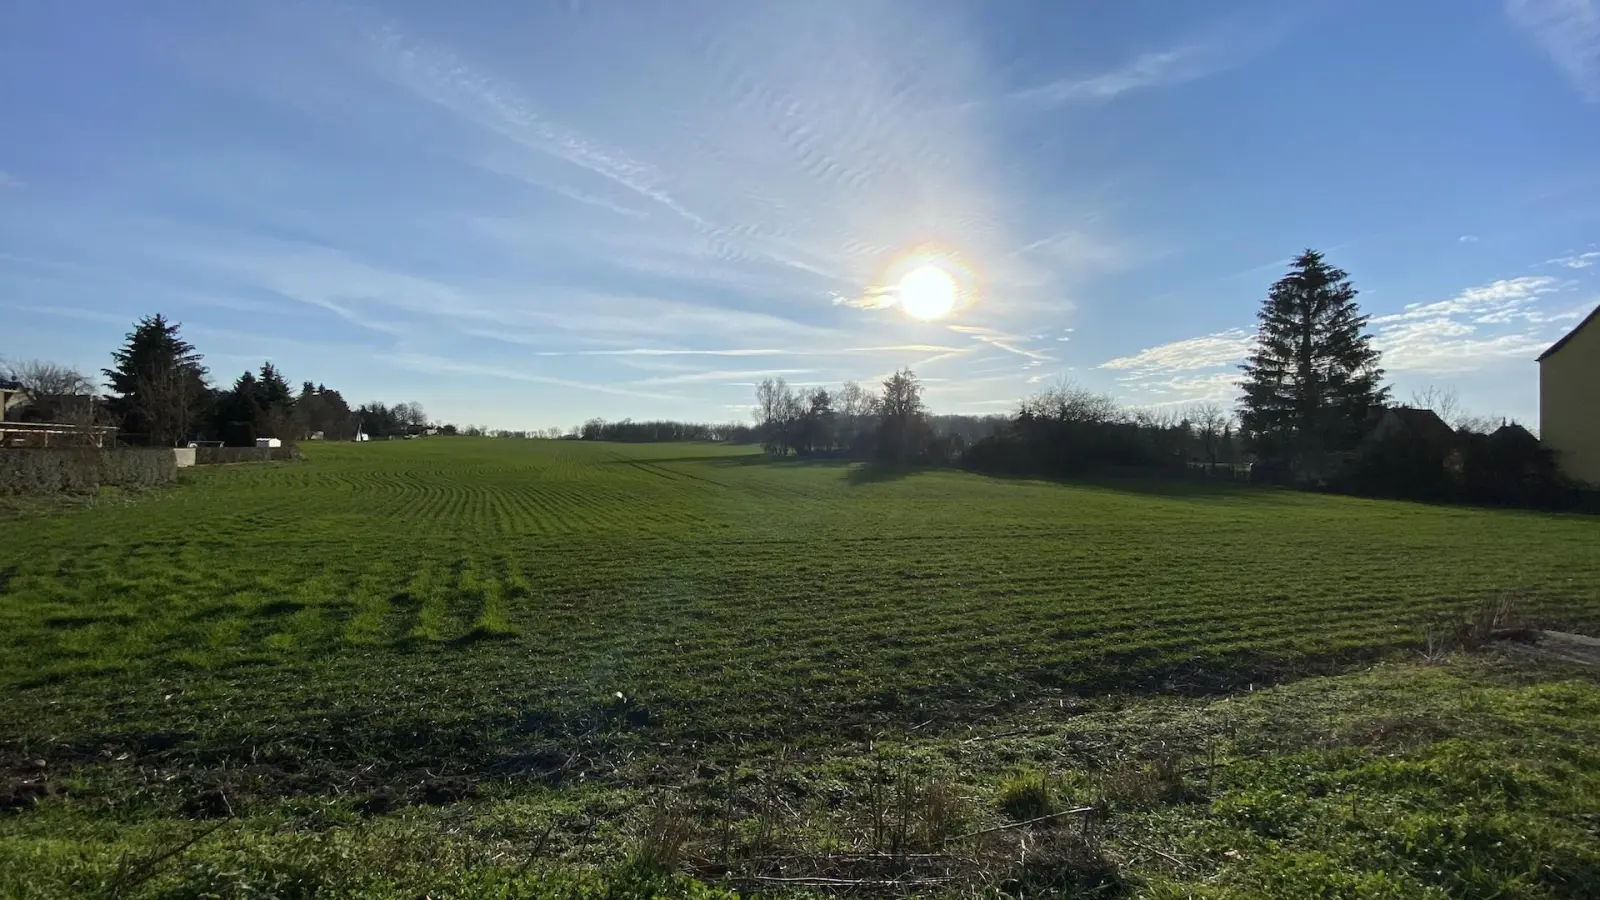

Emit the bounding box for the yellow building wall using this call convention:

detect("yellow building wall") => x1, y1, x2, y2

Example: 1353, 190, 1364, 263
1541, 319, 1600, 486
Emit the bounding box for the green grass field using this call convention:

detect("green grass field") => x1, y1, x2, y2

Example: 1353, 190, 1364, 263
3, 439, 1599, 898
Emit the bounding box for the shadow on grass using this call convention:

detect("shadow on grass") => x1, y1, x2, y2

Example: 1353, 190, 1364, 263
627, 452, 1303, 502
969, 469, 1307, 505
603, 452, 924, 487
12, 641, 1413, 810
255, 599, 307, 618
447, 625, 520, 647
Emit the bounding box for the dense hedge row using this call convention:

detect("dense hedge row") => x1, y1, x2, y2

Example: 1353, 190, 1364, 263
195, 445, 302, 465
0, 448, 179, 495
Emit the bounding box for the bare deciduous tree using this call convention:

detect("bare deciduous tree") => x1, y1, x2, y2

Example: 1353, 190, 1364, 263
754, 377, 797, 454
836, 381, 866, 418
1020, 379, 1119, 424
4, 359, 96, 397
1188, 403, 1230, 465
1410, 385, 1460, 425
1411, 384, 1498, 434
2, 359, 101, 426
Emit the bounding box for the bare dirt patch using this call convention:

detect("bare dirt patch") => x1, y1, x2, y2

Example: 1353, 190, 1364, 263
1490, 629, 1600, 668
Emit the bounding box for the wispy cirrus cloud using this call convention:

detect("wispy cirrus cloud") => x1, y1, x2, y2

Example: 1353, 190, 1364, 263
1099, 272, 1585, 401
390, 353, 682, 401
1131, 372, 1244, 406
1373, 322, 1553, 374
1100, 329, 1254, 375
1370, 276, 1562, 326
1549, 250, 1600, 268
1003, 12, 1296, 110
1507, 0, 1600, 100
0, 171, 23, 189
1008, 47, 1232, 108
524, 345, 966, 358
1097, 329, 1252, 407
632, 368, 816, 387
367, 24, 704, 226
946, 324, 1054, 363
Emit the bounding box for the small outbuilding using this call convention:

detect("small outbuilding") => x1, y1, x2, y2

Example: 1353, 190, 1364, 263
0, 378, 26, 420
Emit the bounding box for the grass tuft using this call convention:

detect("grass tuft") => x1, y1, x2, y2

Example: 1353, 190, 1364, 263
998, 770, 1058, 821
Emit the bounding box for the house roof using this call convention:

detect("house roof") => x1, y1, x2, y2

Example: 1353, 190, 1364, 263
1381, 406, 1457, 447
1538, 303, 1600, 362
1491, 422, 1536, 443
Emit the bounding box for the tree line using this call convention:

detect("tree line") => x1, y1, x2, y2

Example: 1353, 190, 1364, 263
8, 250, 1574, 511
578, 419, 755, 443
748, 371, 1007, 464
732, 249, 1577, 508
3, 314, 431, 446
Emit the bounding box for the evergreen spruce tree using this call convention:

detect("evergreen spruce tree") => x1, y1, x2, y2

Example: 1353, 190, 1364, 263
103, 314, 209, 444
1239, 250, 1388, 468
212, 370, 264, 446
258, 362, 294, 411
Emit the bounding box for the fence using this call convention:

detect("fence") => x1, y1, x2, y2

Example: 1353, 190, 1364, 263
0, 422, 118, 449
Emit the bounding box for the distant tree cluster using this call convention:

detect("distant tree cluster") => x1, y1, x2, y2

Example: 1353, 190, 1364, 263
751, 370, 999, 464
577, 419, 754, 443
211, 362, 296, 446
4, 314, 432, 447
354, 401, 430, 441
963, 383, 1245, 476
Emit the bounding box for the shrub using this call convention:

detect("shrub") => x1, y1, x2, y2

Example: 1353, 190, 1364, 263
0, 448, 177, 495
195, 445, 301, 465
99, 448, 179, 489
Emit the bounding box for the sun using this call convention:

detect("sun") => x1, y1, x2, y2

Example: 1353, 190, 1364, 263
897, 263, 958, 321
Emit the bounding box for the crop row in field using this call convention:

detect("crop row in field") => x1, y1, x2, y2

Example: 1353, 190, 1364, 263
4, 438, 1598, 747
3, 438, 1599, 898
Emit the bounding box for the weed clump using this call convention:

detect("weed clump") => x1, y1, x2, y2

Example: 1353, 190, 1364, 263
998, 770, 1058, 821
629, 801, 698, 873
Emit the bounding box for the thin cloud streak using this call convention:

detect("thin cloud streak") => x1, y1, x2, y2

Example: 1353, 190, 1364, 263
526, 344, 969, 358
391, 353, 683, 401
1003, 14, 1294, 109
632, 368, 816, 386
946, 324, 1054, 362
1507, 0, 1600, 101
367, 24, 708, 227
1008, 47, 1224, 107
1100, 329, 1254, 374
1549, 251, 1600, 268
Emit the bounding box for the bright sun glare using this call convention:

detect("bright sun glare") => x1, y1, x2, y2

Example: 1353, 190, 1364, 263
897, 264, 958, 321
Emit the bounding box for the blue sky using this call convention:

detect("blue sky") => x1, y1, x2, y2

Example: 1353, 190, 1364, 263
2, 0, 1598, 431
